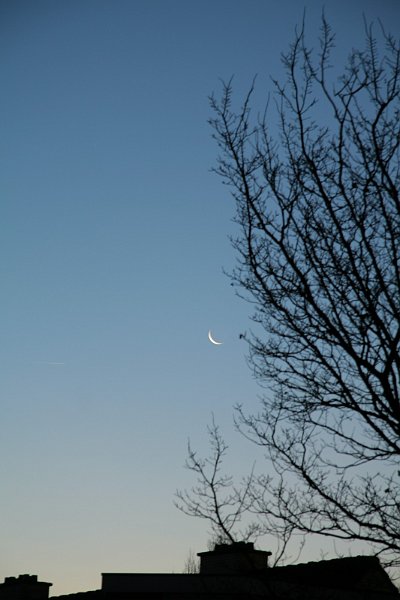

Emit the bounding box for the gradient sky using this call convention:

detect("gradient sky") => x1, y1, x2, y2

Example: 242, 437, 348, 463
1, 0, 399, 595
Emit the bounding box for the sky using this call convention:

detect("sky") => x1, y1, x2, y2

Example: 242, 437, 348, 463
1, 0, 399, 595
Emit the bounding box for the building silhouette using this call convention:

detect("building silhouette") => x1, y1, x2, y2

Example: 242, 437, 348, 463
1, 542, 398, 599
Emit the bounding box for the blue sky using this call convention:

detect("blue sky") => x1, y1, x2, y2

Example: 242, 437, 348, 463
1, 0, 399, 594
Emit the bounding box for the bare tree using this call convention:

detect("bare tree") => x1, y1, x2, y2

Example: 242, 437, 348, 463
183, 18, 400, 566
176, 420, 305, 565
175, 419, 261, 545
182, 548, 200, 574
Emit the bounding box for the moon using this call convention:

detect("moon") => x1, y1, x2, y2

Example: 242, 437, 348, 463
208, 330, 223, 345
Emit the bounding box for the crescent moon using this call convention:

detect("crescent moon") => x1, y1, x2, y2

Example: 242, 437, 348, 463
208, 330, 223, 345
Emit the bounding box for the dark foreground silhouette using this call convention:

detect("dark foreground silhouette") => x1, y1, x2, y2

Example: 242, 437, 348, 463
1, 542, 398, 599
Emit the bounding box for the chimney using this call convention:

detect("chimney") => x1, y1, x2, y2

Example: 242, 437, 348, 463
0, 575, 52, 600
197, 542, 272, 575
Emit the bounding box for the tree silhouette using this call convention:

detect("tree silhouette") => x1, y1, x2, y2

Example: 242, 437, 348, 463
175, 419, 261, 545
181, 18, 400, 566
176, 420, 297, 565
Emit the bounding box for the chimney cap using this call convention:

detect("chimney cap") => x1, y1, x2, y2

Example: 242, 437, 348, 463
198, 541, 272, 557
197, 541, 272, 574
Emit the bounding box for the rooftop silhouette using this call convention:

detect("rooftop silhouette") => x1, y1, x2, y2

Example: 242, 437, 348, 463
1, 543, 398, 599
